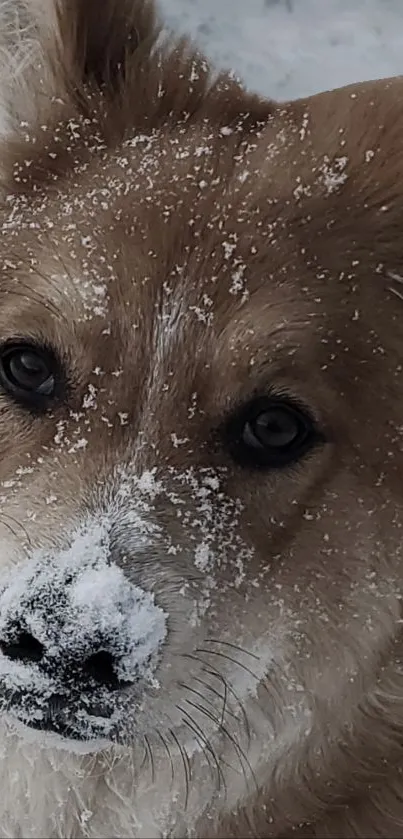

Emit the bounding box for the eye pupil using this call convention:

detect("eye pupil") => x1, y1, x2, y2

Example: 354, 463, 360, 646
0, 343, 57, 405
10, 353, 48, 387
245, 409, 300, 450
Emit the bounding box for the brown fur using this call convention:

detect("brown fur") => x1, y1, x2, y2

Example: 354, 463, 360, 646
0, 1, 403, 837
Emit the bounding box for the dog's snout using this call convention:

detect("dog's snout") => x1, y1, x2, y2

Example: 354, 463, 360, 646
0, 526, 168, 731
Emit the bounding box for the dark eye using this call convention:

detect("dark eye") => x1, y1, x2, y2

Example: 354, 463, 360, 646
226, 397, 320, 469
0, 342, 59, 408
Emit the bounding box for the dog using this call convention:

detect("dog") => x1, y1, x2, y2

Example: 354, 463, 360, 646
0, 1, 402, 836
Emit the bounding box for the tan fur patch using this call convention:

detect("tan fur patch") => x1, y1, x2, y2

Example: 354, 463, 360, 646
0, 2, 402, 838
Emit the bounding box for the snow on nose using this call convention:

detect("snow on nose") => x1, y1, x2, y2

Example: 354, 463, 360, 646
0, 520, 168, 694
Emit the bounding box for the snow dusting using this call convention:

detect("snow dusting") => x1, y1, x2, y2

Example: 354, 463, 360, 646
0, 520, 167, 741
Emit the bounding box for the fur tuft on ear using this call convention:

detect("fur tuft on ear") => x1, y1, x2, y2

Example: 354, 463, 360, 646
0, 0, 159, 136
57, 0, 158, 89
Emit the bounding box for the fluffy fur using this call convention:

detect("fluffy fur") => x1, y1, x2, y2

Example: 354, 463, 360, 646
0, 1, 402, 837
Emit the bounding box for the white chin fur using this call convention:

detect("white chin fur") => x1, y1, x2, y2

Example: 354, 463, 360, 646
5, 715, 112, 755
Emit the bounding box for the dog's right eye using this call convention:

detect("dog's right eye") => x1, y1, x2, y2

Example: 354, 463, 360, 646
0, 342, 59, 409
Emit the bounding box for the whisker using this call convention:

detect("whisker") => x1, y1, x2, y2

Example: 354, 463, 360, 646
177, 679, 229, 724
192, 674, 232, 726
185, 698, 257, 792
387, 270, 403, 285
169, 727, 191, 809
0, 512, 33, 550
181, 715, 217, 784
203, 667, 252, 744
195, 646, 262, 682
180, 651, 251, 741
388, 285, 403, 302
156, 729, 175, 784
178, 704, 226, 796
143, 733, 155, 784
0, 515, 30, 555
139, 736, 149, 772
203, 638, 261, 662
96, 748, 116, 777
220, 673, 228, 727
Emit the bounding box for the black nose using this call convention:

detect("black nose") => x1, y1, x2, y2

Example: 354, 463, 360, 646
0, 625, 124, 691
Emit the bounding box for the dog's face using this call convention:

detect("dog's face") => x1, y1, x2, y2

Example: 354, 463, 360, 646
0, 1, 403, 834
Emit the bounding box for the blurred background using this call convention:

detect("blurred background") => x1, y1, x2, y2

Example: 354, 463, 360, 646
158, 0, 403, 99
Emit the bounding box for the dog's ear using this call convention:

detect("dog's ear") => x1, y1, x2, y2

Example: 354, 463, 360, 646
0, 0, 274, 155
262, 78, 403, 281
0, 0, 158, 137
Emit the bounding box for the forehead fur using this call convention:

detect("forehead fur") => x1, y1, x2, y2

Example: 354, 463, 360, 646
0, 0, 402, 285
0, 0, 402, 425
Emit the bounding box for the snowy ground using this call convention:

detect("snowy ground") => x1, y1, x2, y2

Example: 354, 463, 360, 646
158, 0, 403, 100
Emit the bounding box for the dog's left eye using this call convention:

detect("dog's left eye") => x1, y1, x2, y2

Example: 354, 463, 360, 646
225, 396, 320, 469
0, 342, 58, 407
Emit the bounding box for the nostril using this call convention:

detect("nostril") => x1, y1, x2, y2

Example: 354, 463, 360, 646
0, 631, 45, 664
83, 650, 121, 690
